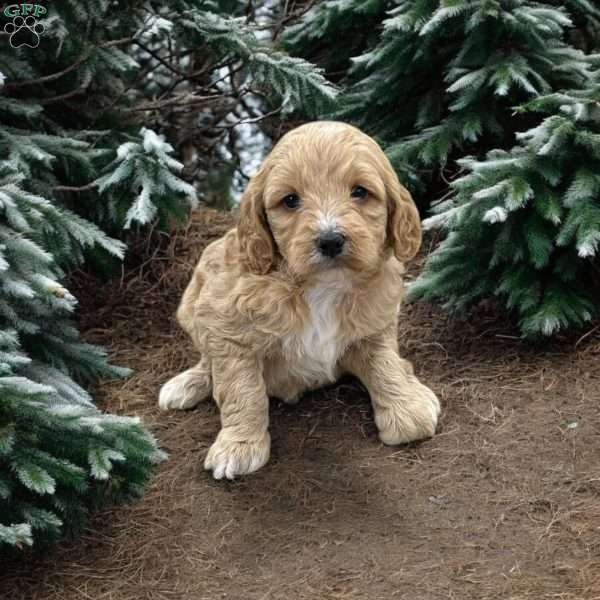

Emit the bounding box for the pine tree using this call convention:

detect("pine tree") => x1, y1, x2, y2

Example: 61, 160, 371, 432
409, 68, 600, 336
0, 173, 166, 550
284, 0, 596, 199
0, 0, 335, 551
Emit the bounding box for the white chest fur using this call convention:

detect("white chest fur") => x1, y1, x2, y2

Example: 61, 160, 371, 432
281, 271, 351, 386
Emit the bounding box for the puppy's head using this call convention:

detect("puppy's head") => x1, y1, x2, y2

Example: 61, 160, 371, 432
238, 121, 421, 278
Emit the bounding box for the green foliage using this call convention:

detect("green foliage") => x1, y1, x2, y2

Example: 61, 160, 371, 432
409, 76, 600, 336
0, 175, 165, 550
178, 10, 337, 116
286, 0, 592, 199
95, 128, 197, 229
0, 0, 334, 551
282, 0, 388, 76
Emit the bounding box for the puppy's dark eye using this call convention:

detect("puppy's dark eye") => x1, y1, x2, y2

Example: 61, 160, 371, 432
282, 193, 300, 209
351, 185, 368, 200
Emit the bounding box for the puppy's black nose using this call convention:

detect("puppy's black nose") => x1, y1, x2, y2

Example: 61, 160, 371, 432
317, 231, 345, 258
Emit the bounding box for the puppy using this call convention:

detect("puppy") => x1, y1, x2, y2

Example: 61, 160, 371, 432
159, 121, 440, 480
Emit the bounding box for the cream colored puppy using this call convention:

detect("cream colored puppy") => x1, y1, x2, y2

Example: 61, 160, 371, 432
159, 121, 440, 479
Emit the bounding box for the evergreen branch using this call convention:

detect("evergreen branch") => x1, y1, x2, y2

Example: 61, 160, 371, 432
3, 38, 135, 91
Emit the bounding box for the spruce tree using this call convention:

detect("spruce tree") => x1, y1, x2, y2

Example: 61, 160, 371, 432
0, 171, 167, 550
284, 0, 595, 199
409, 69, 600, 336
0, 0, 335, 551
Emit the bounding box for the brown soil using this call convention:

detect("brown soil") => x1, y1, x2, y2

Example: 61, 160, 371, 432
3, 209, 600, 600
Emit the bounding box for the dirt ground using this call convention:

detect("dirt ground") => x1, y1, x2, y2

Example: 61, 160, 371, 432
3, 209, 600, 600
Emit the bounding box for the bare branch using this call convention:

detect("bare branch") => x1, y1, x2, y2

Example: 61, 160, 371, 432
134, 41, 187, 77
215, 106, 283, 129
52, 181, 98, 193
38, 80, 91, 104
128, 92, 226, 113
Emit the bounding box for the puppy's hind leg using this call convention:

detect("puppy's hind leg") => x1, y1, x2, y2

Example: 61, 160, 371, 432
159, 357, 212, 411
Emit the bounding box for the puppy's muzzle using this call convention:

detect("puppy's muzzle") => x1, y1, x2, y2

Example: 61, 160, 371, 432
316, 231, 346, 258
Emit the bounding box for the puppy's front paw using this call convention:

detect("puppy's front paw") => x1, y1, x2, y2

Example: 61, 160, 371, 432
374, 382, 440, 445
158, 368, 211, 411
204, 428, 270, 480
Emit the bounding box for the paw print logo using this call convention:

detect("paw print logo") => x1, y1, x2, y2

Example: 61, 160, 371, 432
4, 15, 45, 49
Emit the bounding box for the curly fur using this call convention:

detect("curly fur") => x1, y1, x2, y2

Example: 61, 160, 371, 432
159, 121, 440, 479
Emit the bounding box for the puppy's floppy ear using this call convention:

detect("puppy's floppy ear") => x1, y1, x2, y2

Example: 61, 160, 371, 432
383, 163, 422, 263
237, 167, 276, 274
